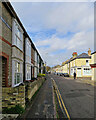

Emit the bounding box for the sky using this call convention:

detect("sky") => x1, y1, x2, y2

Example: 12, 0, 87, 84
11, 1, 94, 67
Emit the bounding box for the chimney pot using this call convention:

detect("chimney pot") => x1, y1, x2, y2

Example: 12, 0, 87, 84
88, 48, 91, 56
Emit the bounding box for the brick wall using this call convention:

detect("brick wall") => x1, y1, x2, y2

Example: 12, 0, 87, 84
25, 77, 45, 100
2, 84, 25, 109
0, 2, 12, 86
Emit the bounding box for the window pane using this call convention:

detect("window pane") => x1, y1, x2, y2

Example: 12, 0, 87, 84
14, 61, 23, 85
86, 60, 88, 63
17, 73, 20, 83
15, 73, 17, 84
17, 28, 21, 38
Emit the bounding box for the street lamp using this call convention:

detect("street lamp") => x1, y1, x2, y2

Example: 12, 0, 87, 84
45, 53, 48, 73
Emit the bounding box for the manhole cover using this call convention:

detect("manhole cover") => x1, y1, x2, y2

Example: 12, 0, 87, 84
65, 92, 85, 98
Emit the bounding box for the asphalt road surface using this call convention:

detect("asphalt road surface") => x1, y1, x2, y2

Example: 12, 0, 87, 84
51, 74, 94, 119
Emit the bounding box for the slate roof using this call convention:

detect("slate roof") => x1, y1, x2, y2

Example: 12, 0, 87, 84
65, 53, 91, 64
76, 53, 91, 59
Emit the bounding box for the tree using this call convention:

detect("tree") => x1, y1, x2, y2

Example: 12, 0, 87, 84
46, 66, 51, 72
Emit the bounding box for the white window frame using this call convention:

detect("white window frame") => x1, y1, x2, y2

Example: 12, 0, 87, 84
86, 60, 89, 66
12, 19, 23, 51
26, 64, 31, 80
26, 39, 31, 57
12, 60, 23, 87
83, 67, 92, 76
71, 68, 73, 76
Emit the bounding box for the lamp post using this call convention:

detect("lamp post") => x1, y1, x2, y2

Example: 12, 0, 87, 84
45, 53, 48, 73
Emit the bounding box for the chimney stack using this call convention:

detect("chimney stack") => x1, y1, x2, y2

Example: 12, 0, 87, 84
88, 48, 91, 56
72, 52, 77, 58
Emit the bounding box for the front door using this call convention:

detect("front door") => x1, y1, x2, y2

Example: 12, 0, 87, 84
77, 68, 81, 77
0, 56, 7, 87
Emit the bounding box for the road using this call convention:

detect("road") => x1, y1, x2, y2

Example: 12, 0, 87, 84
20, 74, 94, 119
51, 74, 94, 119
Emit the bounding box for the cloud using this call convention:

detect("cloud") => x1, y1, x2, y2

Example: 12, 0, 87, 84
11, 2, 94, 66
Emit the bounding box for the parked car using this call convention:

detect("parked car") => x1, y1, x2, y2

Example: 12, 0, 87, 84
60, 73, 64, 76
63, 73, 69, 77
57, 73, 60, 75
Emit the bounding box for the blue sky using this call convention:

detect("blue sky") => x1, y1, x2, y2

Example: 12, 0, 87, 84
11, 1, 94, 66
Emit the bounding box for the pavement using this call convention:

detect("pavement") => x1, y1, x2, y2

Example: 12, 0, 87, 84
20, 75, 55, 119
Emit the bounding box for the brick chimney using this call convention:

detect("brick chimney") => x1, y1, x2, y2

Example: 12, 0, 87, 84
88, 48, 91, 56
72, 52, 77, 58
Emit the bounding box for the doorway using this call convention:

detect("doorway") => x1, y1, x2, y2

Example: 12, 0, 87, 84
0, 56, 7, 87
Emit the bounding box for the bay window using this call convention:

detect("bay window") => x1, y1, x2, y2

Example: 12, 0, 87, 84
12, 19, 23, 51
26, 40, 31, 57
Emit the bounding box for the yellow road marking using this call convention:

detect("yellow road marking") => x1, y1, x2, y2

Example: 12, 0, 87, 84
55, 90, 64, 114
52, 79, 71, 120
56, 86, 70, 120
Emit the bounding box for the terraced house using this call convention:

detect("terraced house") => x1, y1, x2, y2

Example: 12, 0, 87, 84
61, 59, 69, 74
0, 1, 44, 110
0, 1, 12, 88
55, 49, 92, 79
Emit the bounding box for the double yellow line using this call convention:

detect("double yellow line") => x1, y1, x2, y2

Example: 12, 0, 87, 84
52, 79, 71, 120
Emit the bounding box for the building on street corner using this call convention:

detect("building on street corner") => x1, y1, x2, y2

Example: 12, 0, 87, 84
69, 49, 92, 79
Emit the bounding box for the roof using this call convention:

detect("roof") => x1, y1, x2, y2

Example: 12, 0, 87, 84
65, 53, 91, 64
71, 53, 91, 62
76, 53, 91, 59
62, 59, 69, 65
91, 51, 96, 55
66, 57, 73, 64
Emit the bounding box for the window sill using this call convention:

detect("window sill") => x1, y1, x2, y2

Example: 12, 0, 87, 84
25, 79, 31, 81
12, 82, 23, 87
12, 45, 23, 53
